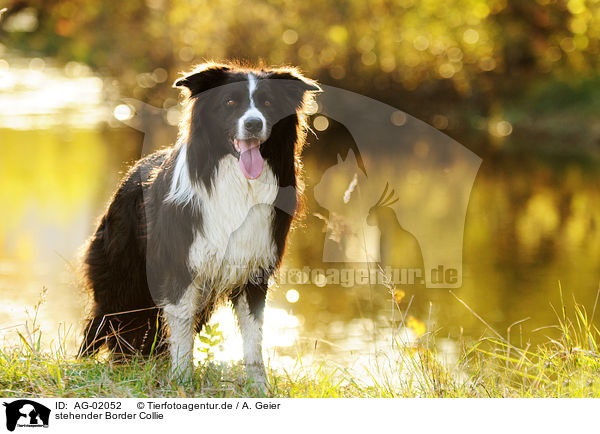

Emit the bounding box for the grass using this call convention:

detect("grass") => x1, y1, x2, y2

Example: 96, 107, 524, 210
0, 349, 370, 398
1, 286, 600, 398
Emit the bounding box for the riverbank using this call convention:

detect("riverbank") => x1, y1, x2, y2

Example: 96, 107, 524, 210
2, 289, 598, 398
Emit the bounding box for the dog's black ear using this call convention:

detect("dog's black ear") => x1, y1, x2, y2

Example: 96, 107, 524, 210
268, 68, 321, 92
267, 68, 322, 107
173, 64, 231, 96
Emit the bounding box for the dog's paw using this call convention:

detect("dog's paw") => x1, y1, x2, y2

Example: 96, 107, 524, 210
170, 364, 193, 385
246, 364, 269, 395
247, 377, 268, 395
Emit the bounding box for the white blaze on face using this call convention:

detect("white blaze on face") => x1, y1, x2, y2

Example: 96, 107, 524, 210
234, 73, 267, 180
237, 74, 267, 140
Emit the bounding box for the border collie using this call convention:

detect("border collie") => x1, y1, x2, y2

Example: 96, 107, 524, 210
79, 63, 321, 389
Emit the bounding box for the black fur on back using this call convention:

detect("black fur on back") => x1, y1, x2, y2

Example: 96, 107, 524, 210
79, 63, 320, 359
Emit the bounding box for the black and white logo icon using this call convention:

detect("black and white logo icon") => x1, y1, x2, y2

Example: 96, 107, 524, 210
2, 400, 50, 432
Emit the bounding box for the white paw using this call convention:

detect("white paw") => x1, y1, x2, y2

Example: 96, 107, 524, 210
246, 364, 268, 394
171, 363, 193, 384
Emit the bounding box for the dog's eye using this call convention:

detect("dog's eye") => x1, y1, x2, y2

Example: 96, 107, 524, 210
264, 100, 271, 107
226, 98, 236, 107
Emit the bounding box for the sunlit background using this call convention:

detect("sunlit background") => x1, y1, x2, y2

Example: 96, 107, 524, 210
1, 0, 600, 381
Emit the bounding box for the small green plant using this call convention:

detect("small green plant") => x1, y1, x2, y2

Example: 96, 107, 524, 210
16, 287, 47, 357
197, 323, 225, 362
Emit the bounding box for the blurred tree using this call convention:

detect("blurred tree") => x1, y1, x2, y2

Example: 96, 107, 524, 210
2, 0, 600, 121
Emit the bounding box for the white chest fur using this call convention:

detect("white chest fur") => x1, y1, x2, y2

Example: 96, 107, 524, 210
181, 154, 278, 292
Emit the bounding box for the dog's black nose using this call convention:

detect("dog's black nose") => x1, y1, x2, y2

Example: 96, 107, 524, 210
244, 117, 263, 134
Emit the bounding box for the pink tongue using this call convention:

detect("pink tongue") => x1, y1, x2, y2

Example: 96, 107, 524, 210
238, 139, 264, 179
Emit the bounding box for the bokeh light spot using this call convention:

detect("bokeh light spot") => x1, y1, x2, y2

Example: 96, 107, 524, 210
113, 104, 134, 121
282, 29, 298, 45
313, 115, 329, 131
286, 289, 300, 303
463, 29, 480, 44
390, 110, 407, 126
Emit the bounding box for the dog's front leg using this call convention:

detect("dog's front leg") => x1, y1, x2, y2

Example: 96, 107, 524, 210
163, 285, 198, 382
232, 283, 268, 391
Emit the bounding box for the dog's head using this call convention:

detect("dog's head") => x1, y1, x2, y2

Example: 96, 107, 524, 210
174, 63, 321, 180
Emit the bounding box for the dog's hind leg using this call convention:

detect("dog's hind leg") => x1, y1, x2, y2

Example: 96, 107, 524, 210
79, 307, 166, 360
163, 285, 198, 382
231, 282, 268, 392
106, 309, 167, 360
78, 316, 108, 357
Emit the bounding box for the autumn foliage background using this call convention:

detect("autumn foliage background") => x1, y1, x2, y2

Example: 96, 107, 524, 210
4, 0, 600, 156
